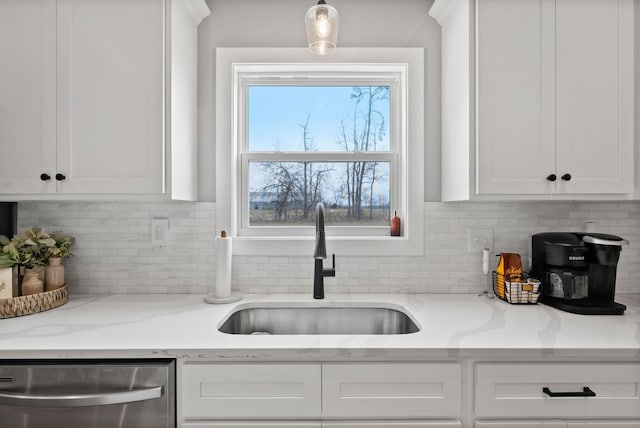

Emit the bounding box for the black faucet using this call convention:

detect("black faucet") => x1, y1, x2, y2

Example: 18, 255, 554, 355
313, 202, 335, 299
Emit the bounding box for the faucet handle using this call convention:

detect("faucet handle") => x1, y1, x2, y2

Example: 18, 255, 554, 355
324, 254, 336, 277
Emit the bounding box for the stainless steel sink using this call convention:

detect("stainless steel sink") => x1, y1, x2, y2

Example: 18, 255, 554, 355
218, 305, 420, 335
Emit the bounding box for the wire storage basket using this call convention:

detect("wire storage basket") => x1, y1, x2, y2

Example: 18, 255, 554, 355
493, 272, 541, 304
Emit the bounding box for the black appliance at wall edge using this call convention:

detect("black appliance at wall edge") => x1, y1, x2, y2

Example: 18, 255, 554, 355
0, 202, 17, 238
531, 232, 629, 315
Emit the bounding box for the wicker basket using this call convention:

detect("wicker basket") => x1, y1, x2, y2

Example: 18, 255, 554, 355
0, 285, 68, 319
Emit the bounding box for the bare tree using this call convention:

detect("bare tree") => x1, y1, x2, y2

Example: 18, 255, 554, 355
300, 115, 312, 219
255, 114, 330, 224
297, 114, 333, 219
258, 162, 298, 221
336, 86, 389, 221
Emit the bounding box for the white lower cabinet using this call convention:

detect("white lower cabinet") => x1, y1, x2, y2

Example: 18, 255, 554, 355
476, 422, 640, 428
475, 363, 640, 419
181, 363, 321, 420
324, 422, 461, 428
474, 362, 640, 427
322, 363, 462, 419
566, 423, 640, 427
476, 422, 566, 428
182, 422, 460, 428
182, 423, 320, 428
179, 362, 463, 427
180, 359, 640, 428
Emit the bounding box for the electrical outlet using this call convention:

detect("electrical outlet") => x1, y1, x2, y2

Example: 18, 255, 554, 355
468, 228, 493, 253
151, 218, 169, 248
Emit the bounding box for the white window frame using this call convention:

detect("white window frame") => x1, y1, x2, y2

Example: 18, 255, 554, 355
216, 48, 424, 256
240, 68, 399, 237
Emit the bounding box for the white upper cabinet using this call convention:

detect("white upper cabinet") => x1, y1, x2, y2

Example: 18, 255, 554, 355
56, 0, 164, 195
0, 0, 57, 194
554, 0, 634, 195
430, 0, 635, 200
475, 0, 555, 195
0, 0, 209, 200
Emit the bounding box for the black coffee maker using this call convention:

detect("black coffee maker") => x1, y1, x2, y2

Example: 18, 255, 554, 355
531, 232, 628, 315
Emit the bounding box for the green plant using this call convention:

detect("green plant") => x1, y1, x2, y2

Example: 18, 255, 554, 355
0, 227, 73, 270
48, 232, 73, 259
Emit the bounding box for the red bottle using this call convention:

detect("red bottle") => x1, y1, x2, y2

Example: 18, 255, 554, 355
390, 210, 401, 236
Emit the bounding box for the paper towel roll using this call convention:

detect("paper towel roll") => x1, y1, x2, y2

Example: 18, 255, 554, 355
215, 235, 232, 298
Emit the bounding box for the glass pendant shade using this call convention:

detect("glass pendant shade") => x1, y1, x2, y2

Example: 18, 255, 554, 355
305, 1, 339, 55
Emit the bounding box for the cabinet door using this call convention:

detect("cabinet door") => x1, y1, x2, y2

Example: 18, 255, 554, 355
475, 423, 566, 428
324, 422, 462, 428
555, 0, 634, 194
182, 423, 320, 428
181, 363, 321, 420
475, 363, 640, 419
0, 0, 57, 194
567, 422, 640, 428
476, 0, 556, 195
56, 0, 164, 194
322, 363, 461, 419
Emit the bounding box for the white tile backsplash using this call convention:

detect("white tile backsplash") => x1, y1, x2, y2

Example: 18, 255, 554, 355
18, 201, 640, 295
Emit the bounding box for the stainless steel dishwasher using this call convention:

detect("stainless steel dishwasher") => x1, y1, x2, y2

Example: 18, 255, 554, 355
0, 359, 175, 428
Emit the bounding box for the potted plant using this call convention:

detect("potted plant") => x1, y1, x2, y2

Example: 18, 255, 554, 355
44, 232, 73, 291
0, 228, 73, 295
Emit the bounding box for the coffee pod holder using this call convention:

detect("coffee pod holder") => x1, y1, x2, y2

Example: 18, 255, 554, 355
493, 272, 541, 304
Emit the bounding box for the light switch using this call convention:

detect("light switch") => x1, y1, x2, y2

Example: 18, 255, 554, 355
151, 218, 169, 247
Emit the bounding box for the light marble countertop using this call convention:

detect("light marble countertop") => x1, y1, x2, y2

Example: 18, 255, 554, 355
0, 293, 639, 360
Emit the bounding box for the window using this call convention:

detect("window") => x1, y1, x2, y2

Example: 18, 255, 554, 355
244, 78, 396, 236
216, 48, 424, 256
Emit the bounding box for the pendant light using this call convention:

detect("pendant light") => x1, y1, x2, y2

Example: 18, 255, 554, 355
305, 0, 339, 55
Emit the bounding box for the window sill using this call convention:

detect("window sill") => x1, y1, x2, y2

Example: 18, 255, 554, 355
231, 234, 424, 257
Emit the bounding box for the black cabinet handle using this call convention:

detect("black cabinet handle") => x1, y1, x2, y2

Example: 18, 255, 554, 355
55, 173, 66, 181
561, 173, 572, 181
543, 386, 596, 397
40, 173, 51, 181
546, 174, 557, 182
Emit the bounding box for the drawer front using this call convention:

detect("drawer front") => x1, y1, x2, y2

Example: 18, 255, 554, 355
182, 423, 320, 428
475, 422, 565, 428
567, 423, 640, 428
323, 363, 462, 419
181, 363, 321, 419
324, 422, 462, 428
475, 363, 640, 418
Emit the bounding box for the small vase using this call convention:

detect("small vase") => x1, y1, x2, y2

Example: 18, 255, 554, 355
45, 258, 65, 291
22, 268, 44, 295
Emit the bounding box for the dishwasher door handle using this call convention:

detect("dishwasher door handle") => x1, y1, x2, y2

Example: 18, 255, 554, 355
0, 386, 163, 408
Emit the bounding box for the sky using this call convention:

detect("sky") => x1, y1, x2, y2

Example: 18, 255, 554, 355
248, 85, 390, 152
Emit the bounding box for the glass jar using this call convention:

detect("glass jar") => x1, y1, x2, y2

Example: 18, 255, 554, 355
45, 257, 65, 291
22, 268, 44, 295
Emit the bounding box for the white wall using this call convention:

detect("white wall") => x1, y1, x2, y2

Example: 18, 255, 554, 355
197, 0, 442, 202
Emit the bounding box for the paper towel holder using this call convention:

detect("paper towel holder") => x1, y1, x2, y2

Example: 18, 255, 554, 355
204, 230, 243, 304
204, 292, 242, 304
